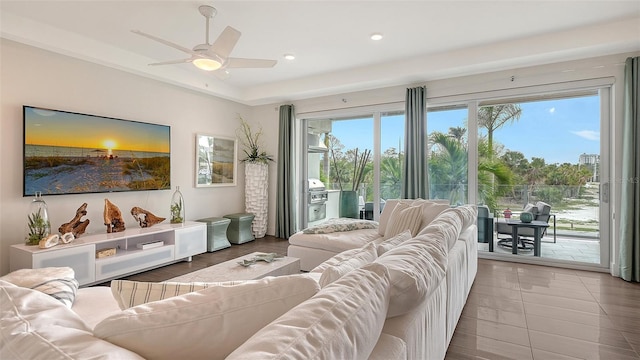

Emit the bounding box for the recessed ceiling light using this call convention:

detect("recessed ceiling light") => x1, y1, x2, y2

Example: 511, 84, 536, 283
370, 33, 383, 41
284, 54, 295, 60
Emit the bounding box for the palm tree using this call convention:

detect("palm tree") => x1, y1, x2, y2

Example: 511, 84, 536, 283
478, 104, 522, 158
429, 132, 469, 204
429, 131, 512, 207
448, 126, 467, 143
380, 148, 403, 200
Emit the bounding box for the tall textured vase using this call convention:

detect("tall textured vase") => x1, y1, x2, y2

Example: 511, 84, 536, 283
245, 162, 269, 238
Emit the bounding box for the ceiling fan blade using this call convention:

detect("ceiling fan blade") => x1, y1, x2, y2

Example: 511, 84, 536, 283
226, 58, 277, 69
148, 58, 194, 66
132, 30, 201, 57
210, 26, 241, 59
213, 69, 231, 80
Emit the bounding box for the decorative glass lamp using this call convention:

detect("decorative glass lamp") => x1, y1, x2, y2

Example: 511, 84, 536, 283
170, 186, 185, 224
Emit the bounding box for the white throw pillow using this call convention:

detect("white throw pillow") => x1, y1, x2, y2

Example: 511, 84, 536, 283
226, 263, 391, 360
94, 274, 320, 360
317, 242, 378, 287
0, 280, 143, 360
384, 202, 423, 239
378, 199, 400, 236
415, 200, 450, 231
110, 279, 245, 309
1, 267, 78, 308
310, 242, 378, 274
376, 229, 412, 255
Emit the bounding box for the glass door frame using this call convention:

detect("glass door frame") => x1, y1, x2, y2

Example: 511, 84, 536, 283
428, 78, 612, 270
297, 104, 404, 230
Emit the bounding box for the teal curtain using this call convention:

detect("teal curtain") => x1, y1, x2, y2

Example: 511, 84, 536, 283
401, 86, 428, 199
619, 56, 640, 282
276, 104, 296, 239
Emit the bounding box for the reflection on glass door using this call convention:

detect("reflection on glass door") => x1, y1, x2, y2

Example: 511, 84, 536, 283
303, 110, 404, 228
305, 116, 374, 228
475, 91, 607, 267
426, 106, 469, 204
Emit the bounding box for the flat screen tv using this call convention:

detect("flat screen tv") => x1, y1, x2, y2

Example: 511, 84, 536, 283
23, 105, 171, 196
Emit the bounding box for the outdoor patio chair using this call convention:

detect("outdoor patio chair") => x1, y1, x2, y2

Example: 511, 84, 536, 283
496, 201, 552, 250
477, 205, 494, 252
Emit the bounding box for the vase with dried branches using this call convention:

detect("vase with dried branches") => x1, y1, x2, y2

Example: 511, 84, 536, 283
331, 147, 371, 218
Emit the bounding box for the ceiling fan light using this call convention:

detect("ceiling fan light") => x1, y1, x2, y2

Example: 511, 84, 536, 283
193, 58, 222, 71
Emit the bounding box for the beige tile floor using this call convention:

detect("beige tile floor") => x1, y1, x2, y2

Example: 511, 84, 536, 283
445, 259, 640, 360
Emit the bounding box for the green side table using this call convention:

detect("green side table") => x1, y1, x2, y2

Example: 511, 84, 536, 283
196, 217, 231, 252
223, 213, 255, 244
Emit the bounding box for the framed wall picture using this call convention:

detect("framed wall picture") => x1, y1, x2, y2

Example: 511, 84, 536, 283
195, 134, 237, 187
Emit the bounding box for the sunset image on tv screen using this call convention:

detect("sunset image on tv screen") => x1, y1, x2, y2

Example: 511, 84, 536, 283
23, 106, 170, 196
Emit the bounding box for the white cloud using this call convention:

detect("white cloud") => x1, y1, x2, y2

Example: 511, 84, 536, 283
571, 130, 599, 141
549, 107, 555, 114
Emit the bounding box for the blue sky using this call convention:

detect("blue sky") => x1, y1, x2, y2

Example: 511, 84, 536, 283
331, 95, 600, 165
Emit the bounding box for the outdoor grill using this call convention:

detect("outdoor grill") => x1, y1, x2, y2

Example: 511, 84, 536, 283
308, 178, 328, 222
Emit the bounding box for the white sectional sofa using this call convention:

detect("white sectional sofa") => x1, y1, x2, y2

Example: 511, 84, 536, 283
0, 202, 477, 360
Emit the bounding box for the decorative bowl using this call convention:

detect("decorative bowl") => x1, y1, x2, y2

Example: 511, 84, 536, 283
520, 211, 534, 223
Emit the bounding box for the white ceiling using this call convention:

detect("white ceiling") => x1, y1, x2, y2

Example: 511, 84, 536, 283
2, 1, 639, 106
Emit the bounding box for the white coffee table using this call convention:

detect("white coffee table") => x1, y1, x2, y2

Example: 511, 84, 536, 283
166, 252, 301, 283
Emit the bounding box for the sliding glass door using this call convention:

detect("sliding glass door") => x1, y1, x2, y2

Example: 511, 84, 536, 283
475, 89, 610, 268
301, 110, 404, 228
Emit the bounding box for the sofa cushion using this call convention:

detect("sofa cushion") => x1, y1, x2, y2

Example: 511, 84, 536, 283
414, 200, 450, 231
0, 280, 143, 360
374, 236, 447, 318
450, 204, 477, 231
419, 207, 464, 251
225, 263, 391, 360
384, 202, 423, 239
378, 199, 400, 236
94, 274, 320, 360
375, 229, 412, 255
110, 279, 244, 309
1, 267, 78, 308
315, 243, 378, 287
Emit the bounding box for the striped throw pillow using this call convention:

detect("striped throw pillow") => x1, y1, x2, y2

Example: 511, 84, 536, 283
0, 267, 78, 308
383, 202, 423, 239
110, 279, 245, 309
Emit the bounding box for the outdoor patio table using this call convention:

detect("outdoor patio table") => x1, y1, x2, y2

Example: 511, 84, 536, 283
505, 220, 550, 256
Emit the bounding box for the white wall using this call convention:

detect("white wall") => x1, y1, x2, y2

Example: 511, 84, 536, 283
0, 39, 252, 275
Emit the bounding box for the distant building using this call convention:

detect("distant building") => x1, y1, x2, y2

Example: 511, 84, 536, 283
579, 153, 600, 182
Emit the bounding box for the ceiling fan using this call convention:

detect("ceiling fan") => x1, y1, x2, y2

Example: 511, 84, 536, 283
132, 5, 277, 75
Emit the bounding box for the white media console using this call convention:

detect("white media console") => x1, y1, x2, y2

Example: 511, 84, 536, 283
10, 221, 206, 286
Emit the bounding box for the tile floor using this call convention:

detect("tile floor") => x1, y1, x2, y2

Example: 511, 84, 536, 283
445, 259, 640, 360
478, 234, 601, 264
